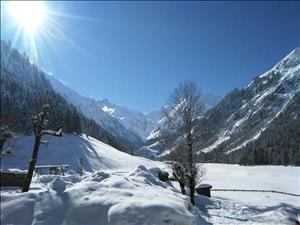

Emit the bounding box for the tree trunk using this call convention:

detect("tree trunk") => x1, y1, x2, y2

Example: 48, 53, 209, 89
189, 177, 195, 205
179, 181, 186, 195
0, 141, 4, 154
187, 128, 195, 205
22, 135, 41, 192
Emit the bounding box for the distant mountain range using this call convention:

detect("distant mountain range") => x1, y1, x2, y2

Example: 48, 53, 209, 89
161, 47, 300, 165
1, 39, 298, 165
47, 73, 221, 154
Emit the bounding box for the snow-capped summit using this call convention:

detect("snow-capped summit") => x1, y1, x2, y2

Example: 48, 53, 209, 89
97, 98, 162, 141
141, 48, 299, 163
192, 47, 300, 161
46, 75, 144, 150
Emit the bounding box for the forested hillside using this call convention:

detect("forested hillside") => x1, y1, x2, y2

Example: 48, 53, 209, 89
162, 48, 300, 166
0, 40, 128, 152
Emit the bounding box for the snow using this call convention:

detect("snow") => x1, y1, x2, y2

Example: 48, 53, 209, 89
48, 177, 67, 193
197, 47, 300, 155
201, 164, 300, 225
1, 135, 299, 225
147, 129, 161, 140
1, 134, 206, 225
1, 134, 164, 172
200, 136, 230, 153
1, 167, 205, 225
97, 98, 162, 140
136, 141, 162, 159
225, 130, 263, 154
46, 74, 144, 148
101, 105, 116, 115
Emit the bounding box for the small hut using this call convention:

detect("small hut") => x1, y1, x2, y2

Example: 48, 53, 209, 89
196, 183, 213, 197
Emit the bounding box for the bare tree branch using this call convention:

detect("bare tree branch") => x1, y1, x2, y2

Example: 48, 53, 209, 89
161, 80, 205, 205
40, 128, 63, 137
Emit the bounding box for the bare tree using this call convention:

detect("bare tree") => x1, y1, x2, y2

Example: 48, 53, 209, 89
163, 81, 205, 205
22, 104, 62, 192
172, 161, 187, 195
0, 126, 13, 158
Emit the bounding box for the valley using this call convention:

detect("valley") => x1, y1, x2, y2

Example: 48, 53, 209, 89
1, 1, 299, 224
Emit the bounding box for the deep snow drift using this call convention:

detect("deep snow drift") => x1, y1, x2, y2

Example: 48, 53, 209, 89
1, 134, 299, 225
1, 134, 164, 172
1, 166, 209, 225
1, 134, 209, 225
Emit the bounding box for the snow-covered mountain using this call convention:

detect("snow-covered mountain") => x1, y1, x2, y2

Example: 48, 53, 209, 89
46, 75, 144, 150
136, 96, 222, 159
1, 40, 129, 152
195, 47, 300, 156
97, 98, 162, 140
47, 74, 221, 154
146, 48, 300, 164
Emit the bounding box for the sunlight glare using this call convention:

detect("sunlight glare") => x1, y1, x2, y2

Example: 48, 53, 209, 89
8, 1, 47, 34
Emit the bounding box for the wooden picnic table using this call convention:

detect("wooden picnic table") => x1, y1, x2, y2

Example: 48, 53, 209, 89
34, 164, 69, 176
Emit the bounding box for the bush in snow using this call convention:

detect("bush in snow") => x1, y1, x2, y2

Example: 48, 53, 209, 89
157, 168, 169, 182
0, 126, 13, 158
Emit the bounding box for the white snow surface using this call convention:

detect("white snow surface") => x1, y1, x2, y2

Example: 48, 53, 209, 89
1, 134, 163, 172
199, 47, 300, 154
1, 134, 209, 225
1, 135, 299, 225
201, 163, 300, 225
97, 99, 162, 140
46, 75, 144, 148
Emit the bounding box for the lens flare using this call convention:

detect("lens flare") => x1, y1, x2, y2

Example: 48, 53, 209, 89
7, 1, 47, 35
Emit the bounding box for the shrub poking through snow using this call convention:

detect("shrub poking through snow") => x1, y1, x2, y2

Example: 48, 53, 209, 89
0, 126, 14, 158
157, 168, 169, 182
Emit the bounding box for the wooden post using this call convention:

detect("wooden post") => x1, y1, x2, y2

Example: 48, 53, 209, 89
80, 157, 83, 176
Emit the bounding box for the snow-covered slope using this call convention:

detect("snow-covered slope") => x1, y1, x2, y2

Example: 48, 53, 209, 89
1, 134, 162, 172
193, 47, 300, 157
96, 96, 220, 142
47, 75, 162, 142
153, 48, 300, 162
46, 75, 143, 150
1, 144, 299, 225
97, 98, 162, 140
136, 95, 222, 159
47, 74, 221, 157
0, 133, 211, 225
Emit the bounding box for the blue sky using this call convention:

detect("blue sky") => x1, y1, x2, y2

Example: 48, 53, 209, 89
1, 1, 299, 112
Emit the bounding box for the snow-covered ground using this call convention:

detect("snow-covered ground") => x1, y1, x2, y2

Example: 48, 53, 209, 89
0, 134, 209, 225
1, 134, 299, 225
0, 134, 164, 172
201, 164, 300, 225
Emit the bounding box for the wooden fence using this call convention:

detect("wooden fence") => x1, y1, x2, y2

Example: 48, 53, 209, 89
211, 189, 300, 197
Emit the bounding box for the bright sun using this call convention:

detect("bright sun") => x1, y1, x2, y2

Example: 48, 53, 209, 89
7, 1, 47, 35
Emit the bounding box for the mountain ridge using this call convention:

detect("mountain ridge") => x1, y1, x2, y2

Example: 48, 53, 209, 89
47, 72, 221, 149
152, 47, 300, 165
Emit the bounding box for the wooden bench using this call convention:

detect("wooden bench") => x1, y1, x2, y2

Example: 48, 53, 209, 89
34, 165, 69, 176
